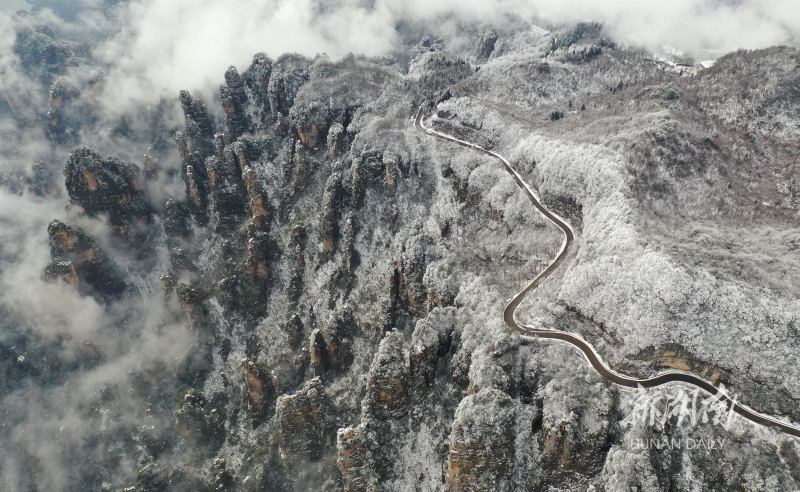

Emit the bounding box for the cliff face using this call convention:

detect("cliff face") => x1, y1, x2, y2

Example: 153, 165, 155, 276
446, 388, 516, 491
45, 219, 126, 300
64, 146, 151, 241
4, 11, 800, 492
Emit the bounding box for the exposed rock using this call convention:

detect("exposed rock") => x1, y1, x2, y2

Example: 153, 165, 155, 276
362, 330, 408, 421
446, 388, 516, 492
327, 122, 345, 159
539, 372, 614, 480
286, 312, 304, 350
291, 138, 311, 193
206, 151, 247, 231
387, 236, 433, 324
214, 133, 225, 159
477, 27, 498, 59
319, 172, 342, 260
245, 232, 269, 280
46, 76, 80, 143
241, 163, 270, 225
220, 66, 249, 142
175, 131, 212, 220
242, 52, 273, 109
288, 243, 305, 305
178, 90, 215, 156
409, 309, 454, 407
290, 100, 330, 149
42, 257, 79, 287
47, 220, 126, 299
64, 146, 150, 239
310, 308, 355, 377
310, 328, 331, 378
240, 227, 272, 318
342, 214, 357, 276
163, 197, 190, 248
174, 130, 190, 162
13, 27, 74, 87
267, 54, 310, 115
334, 331, 413, 488
337, 425, 371, 492
423, 262, 459, 313
174, 389, 225, 454
274, 378, 334, 480
175, 283, 206, 323
349, 153, 367, 210
185, 164, 208, 221
384, 154, 397, 194
241, 359, 276, 428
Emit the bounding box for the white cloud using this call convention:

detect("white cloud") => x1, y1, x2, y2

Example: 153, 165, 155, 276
89, 0, 800, 104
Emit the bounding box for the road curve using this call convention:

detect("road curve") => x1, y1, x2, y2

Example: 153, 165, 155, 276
415, 107, 800, 439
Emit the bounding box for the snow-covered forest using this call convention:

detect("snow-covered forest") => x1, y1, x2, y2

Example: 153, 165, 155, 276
1, 1, 800, 491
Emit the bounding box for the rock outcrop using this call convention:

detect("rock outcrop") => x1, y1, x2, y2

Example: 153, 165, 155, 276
362, 330, 408, 422
42, 257, 79, 287
242, 163, 270, 225
319, 171, 342, 261
241, 52, 272, 111
163, 198, 190, 248
46, 76, 80, 143
267, 54, 310, 115
174, 389, 225, 454
206, 140, 247, 231
310, 308, 355, 378
327, 123, 345, 159
288, 225, 306, 305
175, 283, 206, 323
241, 359, 276, 428
539, 372, 614, 480
220, 66, 249, 142
240, 226, 273, 318
178, 90, 215, 156
396, 237, 430, 318
63, 146, 150, 239
286, 312, 305, 350
336, 331, 409, 490
337, 425, 373, 492
342, 214, 357, 277
383, 236, 433, 330
290, 100, 330, 149
46, 220, 126, 300
409, 309, 455, 408
446, 388, 516, 492
274, 378, 335, 481
13, 26, 74, 87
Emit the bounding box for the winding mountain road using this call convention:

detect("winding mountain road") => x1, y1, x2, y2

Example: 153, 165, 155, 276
415, 107, 800, 439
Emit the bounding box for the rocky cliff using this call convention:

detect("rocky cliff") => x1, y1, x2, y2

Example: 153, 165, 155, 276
1, 10, 800, 492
